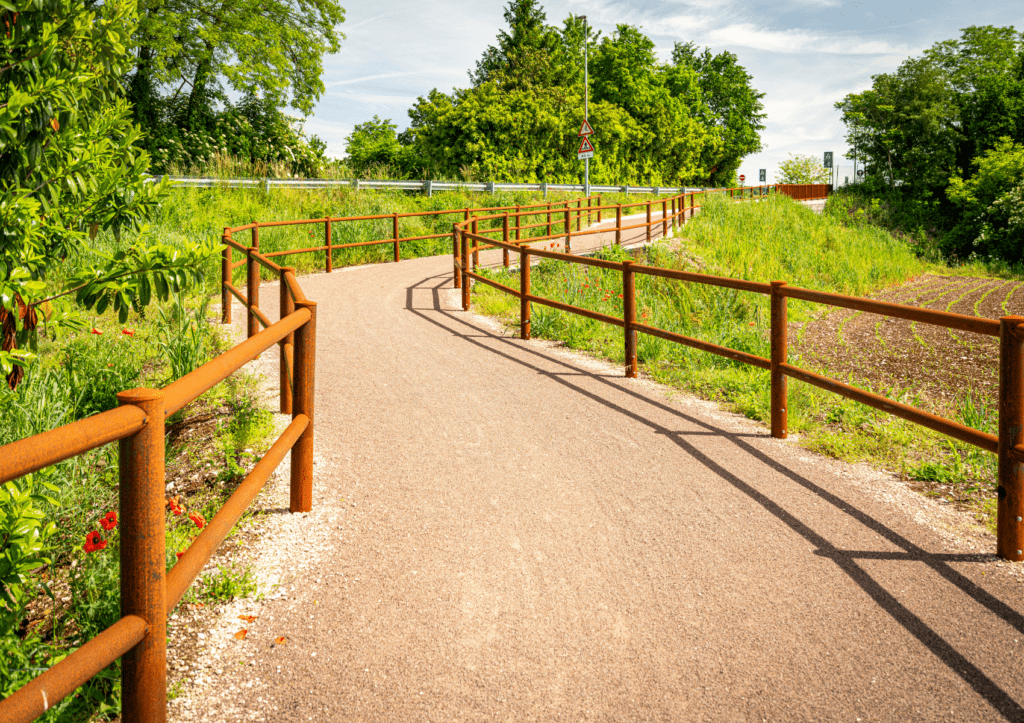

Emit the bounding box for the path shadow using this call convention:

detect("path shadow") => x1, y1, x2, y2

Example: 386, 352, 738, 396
403, 271, 1024, 721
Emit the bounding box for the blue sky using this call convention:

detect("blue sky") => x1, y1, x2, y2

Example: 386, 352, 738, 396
302, 0, 1021, 184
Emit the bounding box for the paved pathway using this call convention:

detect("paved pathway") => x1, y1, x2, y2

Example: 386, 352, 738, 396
187, 210, 1023, 722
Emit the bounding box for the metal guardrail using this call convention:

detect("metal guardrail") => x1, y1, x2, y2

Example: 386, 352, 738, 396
0, 182, 843, 723
146, 174, 728, 197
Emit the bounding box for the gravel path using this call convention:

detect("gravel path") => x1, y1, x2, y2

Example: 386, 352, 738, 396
170, 213, 1024, 723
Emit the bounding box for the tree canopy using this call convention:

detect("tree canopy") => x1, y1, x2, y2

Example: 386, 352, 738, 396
835, 25, 1024, 261
1, 0, 210, 388
125, 0, 345, 173
345, 0, 764, 186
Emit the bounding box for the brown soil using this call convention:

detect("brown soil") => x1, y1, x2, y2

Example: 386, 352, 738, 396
793, 274, 1024, 413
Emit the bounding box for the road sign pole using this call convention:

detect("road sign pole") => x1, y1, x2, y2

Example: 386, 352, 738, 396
583, 15, 589, 199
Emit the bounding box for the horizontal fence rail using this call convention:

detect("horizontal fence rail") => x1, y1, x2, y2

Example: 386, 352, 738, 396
0, 182, 870, 723
0, 227, 319, 722
450, 189, 1023, 566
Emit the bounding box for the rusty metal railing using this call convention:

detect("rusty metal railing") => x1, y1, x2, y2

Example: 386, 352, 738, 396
0, 183, 832, 722
453, 189, 1022, 564
0, 229, 317, 723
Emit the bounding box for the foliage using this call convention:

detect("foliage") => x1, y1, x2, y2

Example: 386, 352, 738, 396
353, 0, 763, 186
0, 0, 218, 390
344, 116, 416, 178
834, 25, 1024, 262
156, 290, 213, 382
124, 0, 344, 167
946, 138, 1024, 263
777, 154, 830, 184
0, 471, 58, 625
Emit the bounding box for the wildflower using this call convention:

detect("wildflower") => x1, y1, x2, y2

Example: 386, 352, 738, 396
91, 328, 103, 335
122, 329, 135, 337
99, 511, 117, 531
749, 322, 755, 326
176, 550, 187, 560
189, 511, 206, 530
167, 495, 185, 516
618, 293, 623, 298
584, 284, 589, 288
83, 531, 107, 553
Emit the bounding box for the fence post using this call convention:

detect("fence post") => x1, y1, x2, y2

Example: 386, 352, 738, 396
597, 195, 602, 223
623, 260, 637, 378
280, 267, 295, 415
564, 207, 572, 254
576, 199, 582, 231
547, 202, 553, 237
291, 301, 317, 513
662, 199, 668, 237
690, 193, 694, 221
646, 201, 652, 242
501, 213, 510, 268
471, 218, 479, 269
670, 198, 676, 232
461, 232, 471, 311
221, 236, 231, 325
453, 226, 461, 289
998, 316, 1024, 561
587, 196, 592, 227
325, 219, 333, 273
520, 247, 531, 340
246, 246, 259, 339
392, 213, 400, 263
515, 204, 522, 242
117, 387, 167, 723
770, 281, 788, 439
616, 204, 622, 245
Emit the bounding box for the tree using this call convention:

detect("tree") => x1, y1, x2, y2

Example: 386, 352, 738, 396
0, 0, 210, 388
344, 116, 416, 178
946, 138, 1024, 262
393, 2, 758, 186
777, 154, 830, 184
671, 42, 766, 186
125, 0, 345, 171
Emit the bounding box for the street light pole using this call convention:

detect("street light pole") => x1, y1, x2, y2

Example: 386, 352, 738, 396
583, 15, 589, 198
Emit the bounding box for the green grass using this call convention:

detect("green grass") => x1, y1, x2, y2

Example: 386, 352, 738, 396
471, 194, 1003, 528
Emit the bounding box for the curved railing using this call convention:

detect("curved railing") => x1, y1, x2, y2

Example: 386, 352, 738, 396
0, 183, 834, 722
452, 191, 1023, 564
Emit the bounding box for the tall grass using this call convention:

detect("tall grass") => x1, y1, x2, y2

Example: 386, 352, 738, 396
472, 194, 998, 511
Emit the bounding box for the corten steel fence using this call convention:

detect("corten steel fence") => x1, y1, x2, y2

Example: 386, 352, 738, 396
0, 230, 318, 723
453, 190, 1023, 565
0, 183, 834, 722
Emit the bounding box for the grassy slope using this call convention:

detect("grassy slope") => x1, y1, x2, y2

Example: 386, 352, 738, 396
472, 194, 1003, 530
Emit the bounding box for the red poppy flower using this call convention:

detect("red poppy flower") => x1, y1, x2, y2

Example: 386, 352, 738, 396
167, 495, 184, 516
176, 550, 186, 560
83, 531, 107, 553
583, 284, 589, 288
99, 511, 117, 531
189, 511, 206, 530
618, 293, 623, 298
90, 328, 102, 335
122, 329, 135, 337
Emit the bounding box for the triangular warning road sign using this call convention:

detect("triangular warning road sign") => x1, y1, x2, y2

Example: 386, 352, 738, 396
577, 136, 595, 154
577, 119, 594, 136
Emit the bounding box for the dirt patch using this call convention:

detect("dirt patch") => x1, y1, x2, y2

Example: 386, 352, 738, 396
793, 274, 1024, 413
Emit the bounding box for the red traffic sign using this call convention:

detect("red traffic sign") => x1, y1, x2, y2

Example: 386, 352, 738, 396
739, 174, 745, 182
577, 119, 594, 137
577, 136, 595, 160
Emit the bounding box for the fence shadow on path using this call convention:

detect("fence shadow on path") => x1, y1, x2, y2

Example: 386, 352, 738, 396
403, 271, 1024, 722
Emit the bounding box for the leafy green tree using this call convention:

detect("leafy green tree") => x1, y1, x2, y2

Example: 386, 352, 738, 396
947, 138, 1024, 262
344, 116, 416, 178
125, 0, 345, 172
0, 0, 211, 389
391, 2, 759, 186
777, 154, 830, 184
671, 42, 766, 186
835, 25, 1024, 258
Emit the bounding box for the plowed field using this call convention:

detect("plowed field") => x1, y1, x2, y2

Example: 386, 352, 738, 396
794, 274, 1024, 411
